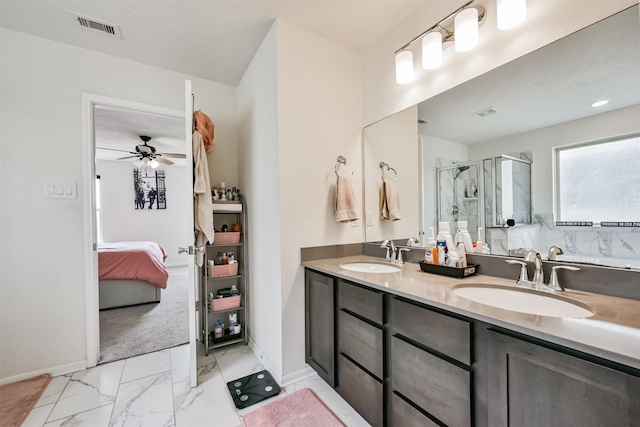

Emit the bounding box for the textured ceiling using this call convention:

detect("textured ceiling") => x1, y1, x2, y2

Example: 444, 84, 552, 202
417, 5, 640, 145
0, 0, 425, 86
94, 106, 186, 166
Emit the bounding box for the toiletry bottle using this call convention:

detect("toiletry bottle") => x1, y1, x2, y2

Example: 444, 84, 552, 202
457, 242, 468, 267
455, 221, 475, 253
214, 320, 223, 338
424, 227, 437, 264
436, 222, 455, 266
230, 285, 239, 296
476, 227, 484, 253
221, 252, 229, 265
229, 313, 237, 333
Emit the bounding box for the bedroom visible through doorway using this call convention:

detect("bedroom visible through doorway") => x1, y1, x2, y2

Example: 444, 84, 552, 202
93, 103, 189, 363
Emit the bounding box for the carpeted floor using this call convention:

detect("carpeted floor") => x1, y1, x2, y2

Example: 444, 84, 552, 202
99, 266, 189, 363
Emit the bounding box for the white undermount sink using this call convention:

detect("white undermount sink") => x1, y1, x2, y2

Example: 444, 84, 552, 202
339, 262, 401, 273
453, 284, 594, 318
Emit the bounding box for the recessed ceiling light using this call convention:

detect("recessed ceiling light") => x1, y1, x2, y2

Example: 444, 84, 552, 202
591, 100, 609, 107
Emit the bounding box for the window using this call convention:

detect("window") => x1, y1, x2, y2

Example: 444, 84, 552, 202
556, 134, 640, 223
96, 175, 103, 243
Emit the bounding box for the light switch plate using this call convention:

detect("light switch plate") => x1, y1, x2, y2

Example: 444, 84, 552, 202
366, 210, 374, 226
43, 182, 77, 199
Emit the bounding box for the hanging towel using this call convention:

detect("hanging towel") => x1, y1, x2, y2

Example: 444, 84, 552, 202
193, 130, 214, 267
194, 110, 215, 155
379, 178, 401, 221
335, 175, 360, 223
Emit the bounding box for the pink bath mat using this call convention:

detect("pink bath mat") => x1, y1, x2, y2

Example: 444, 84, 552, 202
242, 388, 344, 427
0, 373, 51, 427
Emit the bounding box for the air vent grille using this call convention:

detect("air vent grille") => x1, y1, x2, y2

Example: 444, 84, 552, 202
472, 107, 500, 118
68, 12, 121, 38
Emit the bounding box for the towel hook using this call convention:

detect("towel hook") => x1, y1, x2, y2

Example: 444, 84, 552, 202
379, 161, 398, 179
335, 155, 352, 176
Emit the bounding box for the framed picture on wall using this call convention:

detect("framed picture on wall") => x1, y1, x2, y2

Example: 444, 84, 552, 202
134, 169, 166, 210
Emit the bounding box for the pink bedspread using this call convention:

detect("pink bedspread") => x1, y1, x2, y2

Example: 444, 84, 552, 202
98, 241, 169, 289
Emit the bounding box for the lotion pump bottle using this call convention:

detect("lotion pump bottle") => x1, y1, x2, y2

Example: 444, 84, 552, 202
476, 227, 484, 253
454, 220, 475, 253
436, 222, 454, 266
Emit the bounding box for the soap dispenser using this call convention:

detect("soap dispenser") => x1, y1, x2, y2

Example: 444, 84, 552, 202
424, 227, 438, 265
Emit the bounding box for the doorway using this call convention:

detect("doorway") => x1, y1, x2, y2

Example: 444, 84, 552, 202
81, 93, 190, 367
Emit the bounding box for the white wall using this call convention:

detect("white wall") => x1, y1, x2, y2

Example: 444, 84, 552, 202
362, 0, 636, 126
364, 106, 419, 242
467, 104, 640, 214
276, 20, 363, 379
96, 160, 188, 267
0, 28, 237, 382
236, 24, 284, 379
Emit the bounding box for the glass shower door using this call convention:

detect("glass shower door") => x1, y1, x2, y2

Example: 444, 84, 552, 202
437, 162, 481, 241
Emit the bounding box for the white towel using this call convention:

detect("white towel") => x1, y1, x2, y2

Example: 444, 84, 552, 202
379, 178, 401, 221
335, 175, 360, 223
193, 131, 214, 267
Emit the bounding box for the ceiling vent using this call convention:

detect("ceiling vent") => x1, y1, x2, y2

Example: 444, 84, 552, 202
68, 12, 121, 39
472, 107, 500, 118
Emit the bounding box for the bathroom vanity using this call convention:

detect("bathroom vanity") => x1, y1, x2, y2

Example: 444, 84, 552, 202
303, 256, 640, 427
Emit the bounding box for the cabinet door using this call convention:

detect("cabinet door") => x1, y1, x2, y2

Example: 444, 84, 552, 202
338, 310, 384, 380
305, 270, 335, 387
336, 354, 384, 427
488, 330, 640, 427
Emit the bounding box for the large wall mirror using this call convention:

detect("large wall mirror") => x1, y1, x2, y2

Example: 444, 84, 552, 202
363, 5, 640, 268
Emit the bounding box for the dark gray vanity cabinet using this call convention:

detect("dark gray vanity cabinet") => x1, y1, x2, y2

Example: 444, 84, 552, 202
304, 270, 335, 387
336, 280, 384, 427
487, 330, 640, 427
390, 297, 473, 427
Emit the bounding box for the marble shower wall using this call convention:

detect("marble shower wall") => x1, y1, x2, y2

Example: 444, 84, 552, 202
534, 213, 640, 261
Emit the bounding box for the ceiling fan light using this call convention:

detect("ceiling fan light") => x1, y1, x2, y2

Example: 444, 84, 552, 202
497, 0, 527, 30
150, 159, 159, 169
133, 159, 142, 168
422, 32, 443, 70
141, 157, 150, 167
395, 50, 414, 84
455, 8, 479, 52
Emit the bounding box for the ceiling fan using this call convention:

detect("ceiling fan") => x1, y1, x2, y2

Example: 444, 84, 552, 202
115, 135, 185, 168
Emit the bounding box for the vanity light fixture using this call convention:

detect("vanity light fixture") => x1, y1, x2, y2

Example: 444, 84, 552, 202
591, 100, 609, 107
497, 0, 527, 30
395, 0, 527, 84
395, 50, 414, 84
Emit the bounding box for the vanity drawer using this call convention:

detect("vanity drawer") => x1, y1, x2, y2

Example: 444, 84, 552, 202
338, 279, 383, 324
392, 336, 471, 427
391, 297, 471, 365
338, 310, 383, 380
336, 353, 384, 427
390, 392, 439, 427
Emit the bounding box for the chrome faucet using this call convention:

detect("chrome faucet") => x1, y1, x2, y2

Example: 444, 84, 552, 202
380, 240, 397, 262
548, 245, 564, 261
396, 248, 410, 264
406, 236, 420, 247
525, 250, 544, 288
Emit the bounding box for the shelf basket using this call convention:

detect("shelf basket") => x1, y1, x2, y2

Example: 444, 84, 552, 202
208, 263, 239, 278
214, 232, 241, 244
212, 295, 241, 311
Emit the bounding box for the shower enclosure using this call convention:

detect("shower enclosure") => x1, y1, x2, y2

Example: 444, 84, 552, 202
436, 155, 532, 245
436, 161, 483, 242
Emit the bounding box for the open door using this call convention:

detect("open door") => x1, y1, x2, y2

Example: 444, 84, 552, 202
181, 80, 198, 388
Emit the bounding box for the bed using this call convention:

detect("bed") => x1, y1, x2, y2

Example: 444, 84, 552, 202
98, 241, 169, 309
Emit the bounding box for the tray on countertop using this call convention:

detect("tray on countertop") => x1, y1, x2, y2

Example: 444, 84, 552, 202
419, 261, 478, 279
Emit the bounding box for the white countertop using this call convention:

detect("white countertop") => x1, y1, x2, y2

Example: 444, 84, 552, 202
303, 255, 640, 369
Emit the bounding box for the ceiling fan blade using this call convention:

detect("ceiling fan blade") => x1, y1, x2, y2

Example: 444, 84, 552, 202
157, 153, 186, 158
116, 155, 141, 160
155, 157, 174, 165
96, 147, 134, 153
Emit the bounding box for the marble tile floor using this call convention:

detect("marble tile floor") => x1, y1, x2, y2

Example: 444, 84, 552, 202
23, 343, 369, 427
